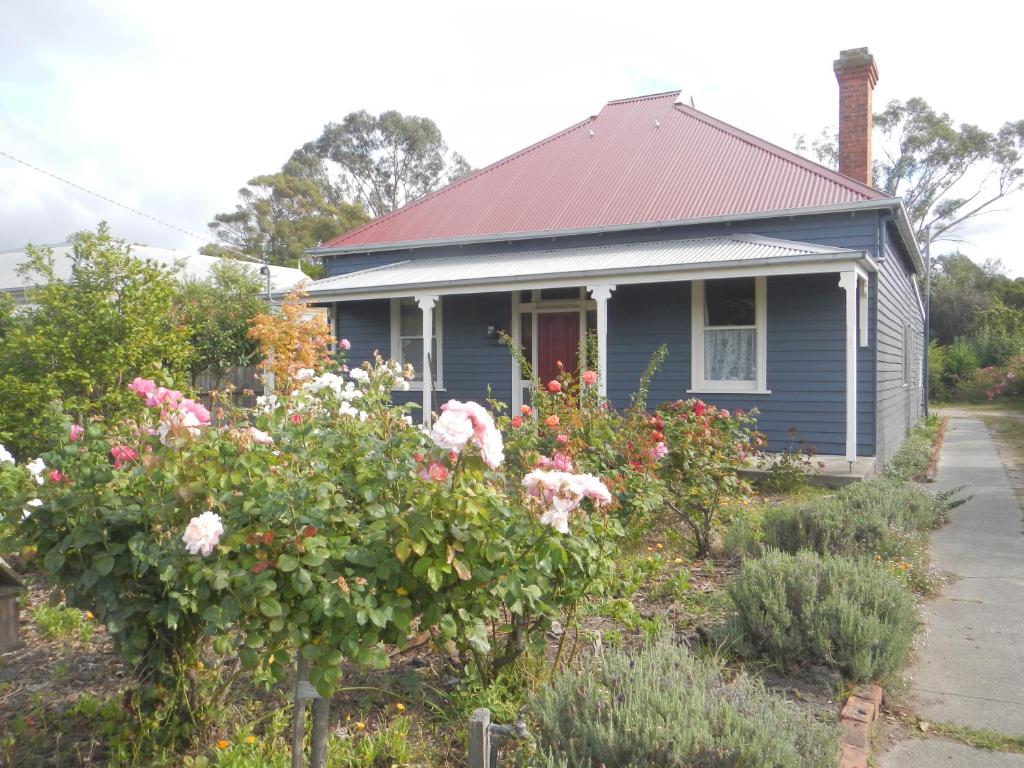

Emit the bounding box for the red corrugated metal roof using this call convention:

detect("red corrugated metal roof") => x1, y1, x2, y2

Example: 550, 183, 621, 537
321, 91, 888, 250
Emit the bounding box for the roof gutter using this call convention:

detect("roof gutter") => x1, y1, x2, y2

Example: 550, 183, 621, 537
308, 198, 921, 270
301, 250, 877, 302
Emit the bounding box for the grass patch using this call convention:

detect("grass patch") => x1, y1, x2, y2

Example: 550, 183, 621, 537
31, 602, 96, 644
528, 636, 840, 768
927, 721, 1024, 754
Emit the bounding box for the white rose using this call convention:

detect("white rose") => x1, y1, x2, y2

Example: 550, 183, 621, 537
181, 511, 224, 557
27, 457, 46, 485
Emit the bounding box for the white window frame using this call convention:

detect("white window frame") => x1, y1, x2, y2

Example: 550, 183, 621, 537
689, 277, 769, 395
390, 297, 444, 391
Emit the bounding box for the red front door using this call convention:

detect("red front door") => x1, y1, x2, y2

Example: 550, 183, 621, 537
537, 312, 580, 383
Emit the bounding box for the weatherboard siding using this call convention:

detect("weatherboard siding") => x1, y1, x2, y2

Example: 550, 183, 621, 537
334, 295, 512, 414
331, 272, 876, 456
606, 274, 875, 457
874, 227, 924, 464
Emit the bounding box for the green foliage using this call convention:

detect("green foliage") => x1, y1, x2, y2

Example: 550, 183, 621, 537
722, 512, 763, 561
176, 260, 268, 388
529, 636, 840, 768
970, 299, 1024, 365
31, 602, 96, 644
294, 109, 472, 218
873, 98, 1024, 241
764, 477, 952, 554
0, 224, 192, 458
656, 399, 759, 557
884, 416, 943, 481
205, 172, 369, 268
725, 550, 918, 680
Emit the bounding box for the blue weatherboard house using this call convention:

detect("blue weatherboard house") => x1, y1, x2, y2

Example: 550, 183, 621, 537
305, 49, 923, 467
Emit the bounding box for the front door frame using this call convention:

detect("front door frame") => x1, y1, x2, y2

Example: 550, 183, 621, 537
511, 289, 595, 411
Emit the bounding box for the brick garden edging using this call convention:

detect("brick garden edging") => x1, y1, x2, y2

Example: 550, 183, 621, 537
838, 683, 883, 768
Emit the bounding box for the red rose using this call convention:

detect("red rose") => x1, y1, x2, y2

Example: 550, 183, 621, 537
301, 525, 318, 538
511, 416, 523, 428
262, 531, 274, 545
250, 560, 272, 574
547, 380, 561, 393
693, 401, 705, 418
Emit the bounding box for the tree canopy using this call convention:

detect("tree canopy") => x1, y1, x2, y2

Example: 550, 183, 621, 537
205, 172, 369, 270
175, 260, 268, 389
0, 224, 192, 458
798, 97, 1024, 243
207, 109, 470, 266
929, 252, 1024, 347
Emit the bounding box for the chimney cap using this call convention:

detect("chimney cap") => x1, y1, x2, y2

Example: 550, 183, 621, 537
834, 47, 879, 83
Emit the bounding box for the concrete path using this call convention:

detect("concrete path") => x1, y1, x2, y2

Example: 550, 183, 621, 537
879, 417, 1024, 766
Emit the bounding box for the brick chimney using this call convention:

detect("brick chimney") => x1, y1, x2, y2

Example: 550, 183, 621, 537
833, 47, 879, 186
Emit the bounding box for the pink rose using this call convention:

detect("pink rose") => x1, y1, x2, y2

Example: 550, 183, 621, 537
650, 441, 668, 460
129, 377, 156, 397
418, 461, 450, 482
552, 451, 573, 472
110, 445, 138, 469
582, 370, 598, 386
48, 469, 64, 483
547, 380, 561, 393
69, 424, 84, 442
339, 338, 352, 350
556, 433, 569, 444
432, 400, 504, 469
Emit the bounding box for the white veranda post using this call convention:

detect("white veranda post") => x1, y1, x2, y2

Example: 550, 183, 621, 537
587, 284, 616, 399
417, 295, 438, 427
838, 271, 858, 462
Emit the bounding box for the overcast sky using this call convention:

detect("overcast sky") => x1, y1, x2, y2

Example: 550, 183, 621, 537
2, 1, 1021, 273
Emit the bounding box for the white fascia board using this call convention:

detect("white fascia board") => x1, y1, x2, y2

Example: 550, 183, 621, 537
303, 252, 875, 303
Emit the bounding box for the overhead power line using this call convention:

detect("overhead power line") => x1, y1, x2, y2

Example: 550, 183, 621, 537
0, 148, 267, 264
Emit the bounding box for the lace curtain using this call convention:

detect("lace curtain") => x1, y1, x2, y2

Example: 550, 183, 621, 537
704, 328, 756, 381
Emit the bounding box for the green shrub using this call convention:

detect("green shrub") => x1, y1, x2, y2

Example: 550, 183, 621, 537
884, 417, 943, 481
722, 512, 763, 560
763, 477, 952, 559
725, 550, 918, 680
529, 636, 839, 768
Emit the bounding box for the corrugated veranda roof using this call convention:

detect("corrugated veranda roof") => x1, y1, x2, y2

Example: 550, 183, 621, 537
306, 235, 862, 297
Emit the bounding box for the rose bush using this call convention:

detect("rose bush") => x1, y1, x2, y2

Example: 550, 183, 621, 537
1, 346, 626, 754
657, 399, 760, 557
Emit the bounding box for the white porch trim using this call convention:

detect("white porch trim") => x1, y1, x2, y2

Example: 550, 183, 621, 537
415, 294, 438, 425
838, 270, 859, 462
587, 284, 616, 399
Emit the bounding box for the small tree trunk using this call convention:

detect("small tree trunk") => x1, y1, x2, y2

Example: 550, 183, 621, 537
310, 696, 330, 768
291, 658, 308, 768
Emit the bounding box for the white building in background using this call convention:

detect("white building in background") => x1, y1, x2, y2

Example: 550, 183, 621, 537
0, 242, 308, 303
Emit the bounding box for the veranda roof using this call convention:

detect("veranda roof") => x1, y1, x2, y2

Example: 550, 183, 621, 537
305, 234, 871, 300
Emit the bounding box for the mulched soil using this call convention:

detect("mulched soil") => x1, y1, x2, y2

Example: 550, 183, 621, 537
0, 565, 131, 767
